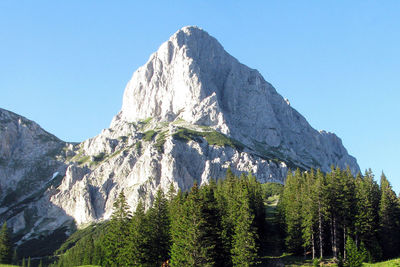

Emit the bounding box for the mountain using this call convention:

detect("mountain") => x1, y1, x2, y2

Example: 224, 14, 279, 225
0, 26, 359, 251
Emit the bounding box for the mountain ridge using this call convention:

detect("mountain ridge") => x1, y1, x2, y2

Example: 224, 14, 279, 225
0, 26, 359, 249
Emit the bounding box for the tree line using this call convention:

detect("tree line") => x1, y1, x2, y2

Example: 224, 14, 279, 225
279, 167, 400, 264
51, 169, 267, 266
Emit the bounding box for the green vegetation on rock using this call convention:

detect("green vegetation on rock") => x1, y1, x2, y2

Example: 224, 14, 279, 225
142, 130, 157, 141
172, 127, 244, 151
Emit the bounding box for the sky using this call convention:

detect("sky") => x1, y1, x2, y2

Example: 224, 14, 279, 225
1, 1, 399, 193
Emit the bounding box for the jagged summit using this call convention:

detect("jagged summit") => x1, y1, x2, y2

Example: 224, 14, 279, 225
0, 27, 360, 248
114, 25, 235, 128
112, 26, 359, 174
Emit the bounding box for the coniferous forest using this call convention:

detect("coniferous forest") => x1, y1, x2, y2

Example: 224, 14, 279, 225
279, 167, 400, 264
1, 167, 400, 266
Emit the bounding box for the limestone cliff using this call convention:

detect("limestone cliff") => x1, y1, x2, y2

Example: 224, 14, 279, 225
0, 26, 359, 247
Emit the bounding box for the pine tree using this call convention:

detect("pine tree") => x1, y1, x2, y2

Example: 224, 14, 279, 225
280, 169, 303, 253
354, 170, 381, 260
146, 189, 171, 265
315, 169, 327, 259
344, 237, 366, 267
170, 183, 217, 266
301, 170, 317, 259
379, 172, 400, 259
0, 222, 12, 264
12, 249, 17, 265
231, 182, 258, 266
103, 190, 132, 266
126, 200, 151, 265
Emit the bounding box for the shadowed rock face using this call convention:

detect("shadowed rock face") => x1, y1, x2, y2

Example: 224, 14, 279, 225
114, 26, 359, 174
0, 26, 359, 246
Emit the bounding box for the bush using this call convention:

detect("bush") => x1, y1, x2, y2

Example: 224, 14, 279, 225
345, 237, 367, 267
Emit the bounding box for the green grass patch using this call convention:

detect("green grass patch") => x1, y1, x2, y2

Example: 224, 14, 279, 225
172, 127, 244, 151
136, 141, 142, 155
76, 155, 90, 165
363, 258, 400, 266
142, 130, 157, 141
154, 131, 168, 153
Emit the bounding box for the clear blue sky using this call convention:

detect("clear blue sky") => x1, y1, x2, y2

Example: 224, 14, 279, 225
1, 1, 399, 193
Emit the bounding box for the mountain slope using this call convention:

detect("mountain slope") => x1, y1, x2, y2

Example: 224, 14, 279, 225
0, 26, 359, 248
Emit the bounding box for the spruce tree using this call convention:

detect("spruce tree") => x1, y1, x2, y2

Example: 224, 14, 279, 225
344, 237, 366, 267
147, 189, 171, 265
281, 169, 303, 253
379, 173, 400, 259
231, 183, 258, 266
315, 169, 328, 259
170, 183, 217, 266
103, 190, 132, 266
301, 170, 317, 259
354, 170, 381, 260
126, 200, 151, 265
0, 222, 12, 264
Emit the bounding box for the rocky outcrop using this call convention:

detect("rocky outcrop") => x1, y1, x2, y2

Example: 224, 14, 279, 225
0, 108, 74, 244
0, 26, 360, 246
113, 26, 358, 175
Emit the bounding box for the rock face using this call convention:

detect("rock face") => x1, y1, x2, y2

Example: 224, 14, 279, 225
0, 108, 74, 244
0, 26, 359, 247
114, 26, 358, 174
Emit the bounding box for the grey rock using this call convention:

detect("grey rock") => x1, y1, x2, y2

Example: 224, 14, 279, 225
0, 26, 360, 245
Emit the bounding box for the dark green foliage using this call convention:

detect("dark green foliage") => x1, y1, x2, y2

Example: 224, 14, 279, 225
262, 182, 284, 198
0, 222, 12, 264
125, 200, 150, 265
51, 169, 265, 267
345, 237, 366, 267
170, 183, 220, 266
354, 170, 381, 261
146, 190, 171, 265
279, 167, 400, 262
280, 169, 303, 253
379, 173, 400, 259
103, 190, 132, 266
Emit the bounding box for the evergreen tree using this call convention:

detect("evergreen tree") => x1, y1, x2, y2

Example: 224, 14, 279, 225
170, 183, 217, 266
379, 173, 400, 259
0, 222, 12, 264
344, 237, 366, 267
126, 200, 151, 265
301, 170, 317, 259
103, 190, 132, 266
315, 169, 328, 259
12, 249, 17, 265
281, 169, 303, 253
146, 189, 171, 265
231, 182, 258, 266
354, 170, 381, 260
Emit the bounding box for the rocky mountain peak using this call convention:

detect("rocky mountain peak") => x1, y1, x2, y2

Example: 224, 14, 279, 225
0, 27, 360, 250
112, 26, 359, 174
